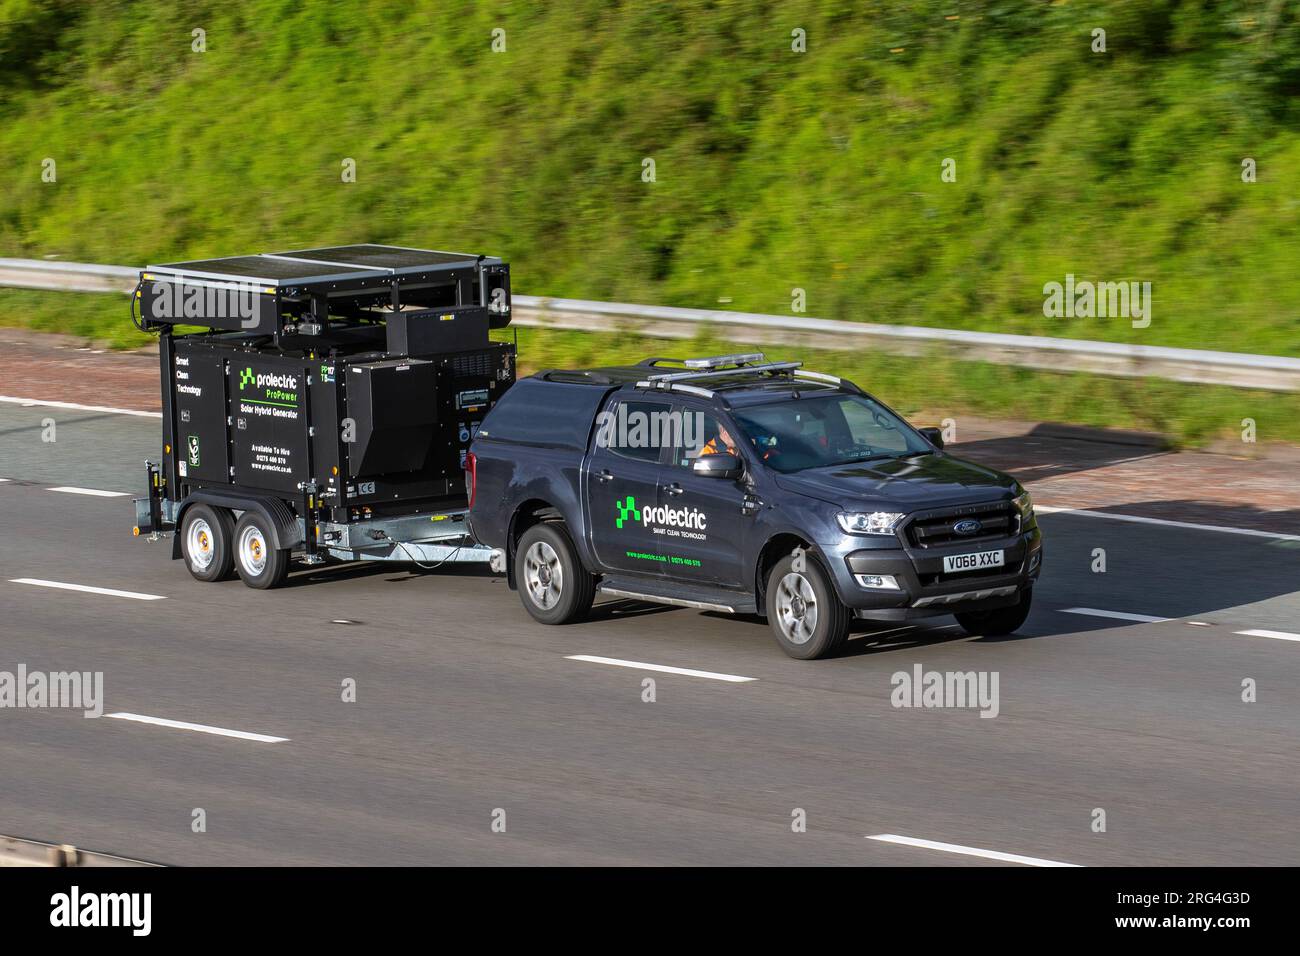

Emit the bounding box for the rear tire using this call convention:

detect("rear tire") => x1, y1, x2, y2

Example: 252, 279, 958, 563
516, 523, 596, 625
180, 504, 234, 582
955, 587, 1033, 637
765, 553, 850, 659
233, 512, 291, 590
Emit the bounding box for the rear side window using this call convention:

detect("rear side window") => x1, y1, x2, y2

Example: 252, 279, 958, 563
598, 400, 673, 463
476, 377, 608, 450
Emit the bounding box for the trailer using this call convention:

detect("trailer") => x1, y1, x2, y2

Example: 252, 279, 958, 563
131, 244, 515, 587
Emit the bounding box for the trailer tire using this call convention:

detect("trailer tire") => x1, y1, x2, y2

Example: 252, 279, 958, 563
516, 523, 595, 625
180, 504, 234, 582
233, 512, 291, 590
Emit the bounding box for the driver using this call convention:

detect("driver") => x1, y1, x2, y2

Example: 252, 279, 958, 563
699, 424, 738, 457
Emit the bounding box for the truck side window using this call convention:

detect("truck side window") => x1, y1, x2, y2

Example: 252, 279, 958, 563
673, 413, 737, 467
601, 400, 672, 463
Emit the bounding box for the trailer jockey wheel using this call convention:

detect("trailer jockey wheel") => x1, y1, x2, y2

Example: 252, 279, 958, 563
233, 512, 290, 590
180, 504, 235, 583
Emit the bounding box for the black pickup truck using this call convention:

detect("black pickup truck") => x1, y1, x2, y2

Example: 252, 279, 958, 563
467, 354, 1042, 659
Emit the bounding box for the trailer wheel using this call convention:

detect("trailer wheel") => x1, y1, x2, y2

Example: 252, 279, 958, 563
233, 512, 290, 590
180, 504, 234, 582
516, 523, 595, 625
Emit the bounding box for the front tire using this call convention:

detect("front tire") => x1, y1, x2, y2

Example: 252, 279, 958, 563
516, 523, 595, 625
180, 504, 234, 582
955, 586, 1033, 636
233, 512, 291, 590
765, 553, 850, 659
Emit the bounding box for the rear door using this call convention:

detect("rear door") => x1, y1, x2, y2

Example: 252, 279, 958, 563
586, 397, 671, 576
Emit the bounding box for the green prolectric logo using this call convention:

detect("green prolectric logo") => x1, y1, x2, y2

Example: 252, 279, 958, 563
239, 366, 255, 390
615, 496, 641, 529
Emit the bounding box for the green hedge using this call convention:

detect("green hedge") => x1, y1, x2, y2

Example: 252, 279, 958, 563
2, 0, 1298, 440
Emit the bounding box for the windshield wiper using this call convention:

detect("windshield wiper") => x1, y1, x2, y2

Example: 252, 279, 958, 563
831, 454, 893, 465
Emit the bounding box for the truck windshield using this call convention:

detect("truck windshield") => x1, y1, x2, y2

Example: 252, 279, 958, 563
731, 393, 932, 473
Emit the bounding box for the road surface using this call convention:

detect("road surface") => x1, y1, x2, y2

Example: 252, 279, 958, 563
1, 400, 1297, 866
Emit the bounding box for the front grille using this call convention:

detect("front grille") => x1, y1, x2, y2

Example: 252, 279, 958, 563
906, 500, 1017, 549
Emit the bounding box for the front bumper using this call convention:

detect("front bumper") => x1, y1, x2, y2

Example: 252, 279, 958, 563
823, 525, 1043, 621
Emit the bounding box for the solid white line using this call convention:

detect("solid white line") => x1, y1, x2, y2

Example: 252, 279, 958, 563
1235, 629, 1300, 643
105, 713, 288, 743
1060, 607, 1170, 623
867, 834, 1080, 867
9, 578, 165, 601
1035, 505, 1300, 542
566, 654, 756, 683
0, 395, 161, 419
46, 486, 129, 498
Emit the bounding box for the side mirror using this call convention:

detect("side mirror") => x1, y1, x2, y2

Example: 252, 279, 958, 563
918, 426, 945, 450
692, 453, 743, 480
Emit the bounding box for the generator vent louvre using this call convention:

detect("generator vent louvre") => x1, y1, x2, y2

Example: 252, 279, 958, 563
452, 352, 493, 378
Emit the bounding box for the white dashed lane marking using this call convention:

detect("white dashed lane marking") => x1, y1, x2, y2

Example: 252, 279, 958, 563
1235, 629, 1300, 643
1035, 505, 1300, 543
105, 713, 289, 744
0, 395, 161, 419
46, 486, 129, 498
9, 578, 166, 601
566, 655, 756, 683
1059, 607, 1170, 624
867, 834, 1081, 867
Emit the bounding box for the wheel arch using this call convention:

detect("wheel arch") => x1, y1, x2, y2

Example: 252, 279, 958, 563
505, 498, 567, 589
754, 532, 825, 616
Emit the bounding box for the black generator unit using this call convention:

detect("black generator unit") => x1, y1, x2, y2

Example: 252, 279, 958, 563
133, 245, 517, 588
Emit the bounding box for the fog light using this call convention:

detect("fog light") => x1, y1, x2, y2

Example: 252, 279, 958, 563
856, 573, 900, 590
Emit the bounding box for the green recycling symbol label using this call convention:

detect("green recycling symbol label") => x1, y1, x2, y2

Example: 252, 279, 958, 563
187, 435, 200, 467
615, 496, 641, 529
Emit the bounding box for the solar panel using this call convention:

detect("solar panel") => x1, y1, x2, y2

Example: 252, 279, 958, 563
146, 245, 488, 286
276, 244, 481, 271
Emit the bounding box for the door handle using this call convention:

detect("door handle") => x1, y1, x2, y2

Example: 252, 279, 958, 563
665, 482, 684, 497
595, 469, 614, 483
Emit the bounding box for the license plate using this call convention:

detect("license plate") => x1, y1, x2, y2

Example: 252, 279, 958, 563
943, 549, 1004, 574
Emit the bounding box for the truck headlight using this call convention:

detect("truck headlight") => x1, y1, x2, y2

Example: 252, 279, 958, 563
837, 511, 905, 535
1013, 490, 1034, 520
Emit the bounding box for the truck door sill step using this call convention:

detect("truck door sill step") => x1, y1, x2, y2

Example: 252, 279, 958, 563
598, 577, 756, 615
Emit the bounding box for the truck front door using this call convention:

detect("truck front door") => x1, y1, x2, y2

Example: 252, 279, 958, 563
586, 398, 671, 577
660, 402, 751, 588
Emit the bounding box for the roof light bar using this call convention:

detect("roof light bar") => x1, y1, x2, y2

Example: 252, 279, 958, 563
646, 361, 802, 384
683, 352, 766, 369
